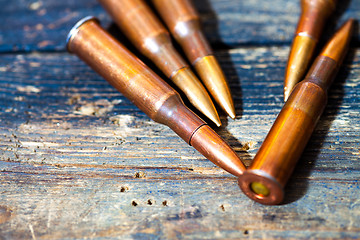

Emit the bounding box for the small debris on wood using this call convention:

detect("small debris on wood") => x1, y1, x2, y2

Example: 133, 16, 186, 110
134, 171, 146, 178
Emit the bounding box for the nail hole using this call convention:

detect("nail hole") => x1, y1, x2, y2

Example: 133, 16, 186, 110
162, 200, 168, 206
220, 204, 225, 211
147, 199, 153, 205
131, 201, 138, 206
134, 171, 146, 178
120, 186, 128, 192
244, 230, 249, 235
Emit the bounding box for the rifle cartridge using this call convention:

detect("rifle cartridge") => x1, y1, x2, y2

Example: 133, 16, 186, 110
67, 17, 246, 177
239, 19, 354, 205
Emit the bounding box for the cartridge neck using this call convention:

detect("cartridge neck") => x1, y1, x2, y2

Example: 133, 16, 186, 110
152, 0, 213, 63
298, 0, 335, 39
153, 93, 206, 144
304, 55, 338, 92
173, 19, 213, 64
99, 0, 168, 44
141, 33, 188, 78
302, 0, 336, 13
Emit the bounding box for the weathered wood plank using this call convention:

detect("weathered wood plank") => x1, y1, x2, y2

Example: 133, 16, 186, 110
1, 166, 359, 239
0, 0, 359, 52
1, 0, 359, 239
0, 47, 359, 238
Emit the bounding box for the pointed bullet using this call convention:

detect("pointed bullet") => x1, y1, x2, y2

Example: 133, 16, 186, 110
67, 17, 247, 177
194, 55, 236, 120
320, 19, 354, 65
152, 0, 236, 119
98, 0, 221, 126
172, 67, 222, 126
239, 19, 354, 205
284, 0, 337, 101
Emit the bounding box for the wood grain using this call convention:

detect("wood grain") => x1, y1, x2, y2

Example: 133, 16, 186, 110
0, 47, 359, 238
0, 0, 359, 52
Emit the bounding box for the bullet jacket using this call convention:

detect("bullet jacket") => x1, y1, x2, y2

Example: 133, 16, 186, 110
239, 19, 354, 205
66, 17, 246, 177
98, 0, 221, 127
152, 0, 236, 119
284, 0, 337, 101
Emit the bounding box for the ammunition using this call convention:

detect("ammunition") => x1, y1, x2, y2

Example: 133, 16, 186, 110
98, 0, 221, 127
284, 0, 337, 101
152, 0, 236, 119
66, 17, 246, 176
238, 19, 354, 205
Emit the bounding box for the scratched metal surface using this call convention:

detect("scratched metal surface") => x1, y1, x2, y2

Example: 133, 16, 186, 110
0, 0, 360, 239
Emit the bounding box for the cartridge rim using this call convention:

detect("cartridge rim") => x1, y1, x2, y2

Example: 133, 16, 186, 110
238, 169, 284, 205
66, 16, 99, 52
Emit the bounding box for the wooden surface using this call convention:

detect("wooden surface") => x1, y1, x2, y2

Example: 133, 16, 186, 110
0, 0, 359, 239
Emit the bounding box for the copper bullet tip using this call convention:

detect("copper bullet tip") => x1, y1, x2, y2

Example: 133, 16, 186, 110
321, 19, 355, 62
195, 55, 236, 119
171, 67, 221, 127
190, 125, 246, 177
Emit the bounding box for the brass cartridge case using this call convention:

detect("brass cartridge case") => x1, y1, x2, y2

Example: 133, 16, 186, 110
98, 0, 221, 127
66, 17, 246, 177
152, 0, 236, 119
239, 19, 354, 205
284, 0, 337, 101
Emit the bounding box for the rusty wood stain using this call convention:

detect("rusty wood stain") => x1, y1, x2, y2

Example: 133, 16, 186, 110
0, 206, 13, 224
